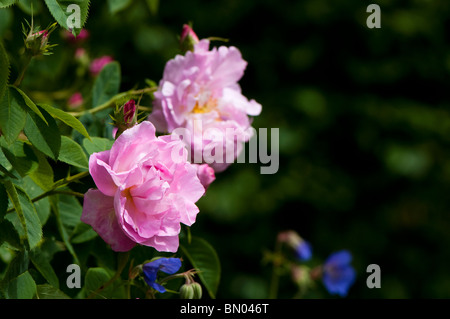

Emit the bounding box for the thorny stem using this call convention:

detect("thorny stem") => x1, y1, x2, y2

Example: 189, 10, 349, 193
6, 171, 89, 214
13, 53, 33, 87
268, 240, 282, 299
67, 87, 157, 118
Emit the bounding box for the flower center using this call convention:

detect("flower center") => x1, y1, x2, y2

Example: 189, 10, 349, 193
191, 97, 218, 114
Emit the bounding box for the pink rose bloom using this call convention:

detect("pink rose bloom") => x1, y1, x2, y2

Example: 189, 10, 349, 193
148, 39, 262, 172
63, 28, 90, 44
193, 164, 215, 190
68, 92, 83, 109
81, 121, 206, 252
90, 55, 114, 76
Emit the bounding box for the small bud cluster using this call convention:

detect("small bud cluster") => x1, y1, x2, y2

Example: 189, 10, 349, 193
23, 21, 58, 57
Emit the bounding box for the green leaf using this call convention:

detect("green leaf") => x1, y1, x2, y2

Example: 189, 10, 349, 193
84, 267, 126, 299
43, 0, 91, 36
30, 247, 59, 288
20, 176, 51, 226
58, 136, 88, 169
0, 138, 38, 177
39, 103, 90, 140
0, 218, 22, 249
0, 182, 7, 221
145, 0, 159, 15
7, 271, 36, 299
0, 162, 17, 179
29, 148, 54, 192
92, 61, 121, 108
180, 236, 221, 299
0, 86, 27, 145
58, 194, 82, 232
17, 0, 43, 14
35, 284, 70, 299
0, 250, 29, 286
82, 136, 113, 155
0, 41, 9, 101
49, 195, 80, 265
4, 180, 43, 250
13, 87, 48, 125
24, 104, 61, 160
71, 222, 97, 244
0, 8, 13, 38
0, 0, 18, 9
107, 0, 131, 14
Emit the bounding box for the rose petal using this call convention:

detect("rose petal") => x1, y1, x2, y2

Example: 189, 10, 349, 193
81, 189, 135, 252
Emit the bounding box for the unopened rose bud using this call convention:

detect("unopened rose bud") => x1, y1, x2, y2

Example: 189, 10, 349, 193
180, 24, 199, 53
68, 92, 83, 109
112, 99, 137, 139
123, 100, 136, 124
24, 23, 57, 56
90, 55, 114, 76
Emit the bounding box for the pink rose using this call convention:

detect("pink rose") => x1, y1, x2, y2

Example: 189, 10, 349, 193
63, 28, 90, 44
68, 92, 83, 109
90, 55, 114, 76
149, 39, 262, 172
193, 164, 215, 190
81, 121, 206, 252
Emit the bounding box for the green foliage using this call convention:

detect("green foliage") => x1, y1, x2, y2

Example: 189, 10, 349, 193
0, 0, 17, 9
4, 180, 42, 250
181, 236, 221, 299
24, 105, 61, 160
84, 267, 126, 299
58, 136, 88, 169
107, 0, 131, 15
39, 103, 90, 140
43, 0, 90, 36
82, 137, 113, 155
92, 62, 121, 108
35, 284, 70, 299
0, 41, 9, 101
0, 87, 27, 145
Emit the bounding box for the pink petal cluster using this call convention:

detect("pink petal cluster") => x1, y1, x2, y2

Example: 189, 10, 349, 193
81, 121, 206, 252
193, 164, 216, 190
63, 29, 90, 44
68, 92, 83, 109
149, 39, 262, 172
90, 55, 114, 76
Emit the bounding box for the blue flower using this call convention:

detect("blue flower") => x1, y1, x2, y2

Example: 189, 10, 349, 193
322, 250, 356, 297
295, 240, 312, 262
142, 257, 182, 293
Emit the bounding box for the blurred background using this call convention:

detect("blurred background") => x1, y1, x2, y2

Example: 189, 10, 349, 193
2, 0, 450, 298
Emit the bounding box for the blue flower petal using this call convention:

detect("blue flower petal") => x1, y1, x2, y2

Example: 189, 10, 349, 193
295, 241, 312, 261
142, 257, 182, 293
322, 250, 356, 297
159, 258, 182, 275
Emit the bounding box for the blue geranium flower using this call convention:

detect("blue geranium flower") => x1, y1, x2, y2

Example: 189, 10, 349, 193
295, 240, 312, 262
322, 250, 356, 297
142, 257, 182, 293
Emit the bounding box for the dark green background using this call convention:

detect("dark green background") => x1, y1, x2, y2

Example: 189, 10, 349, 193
2, 0, 450, 298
